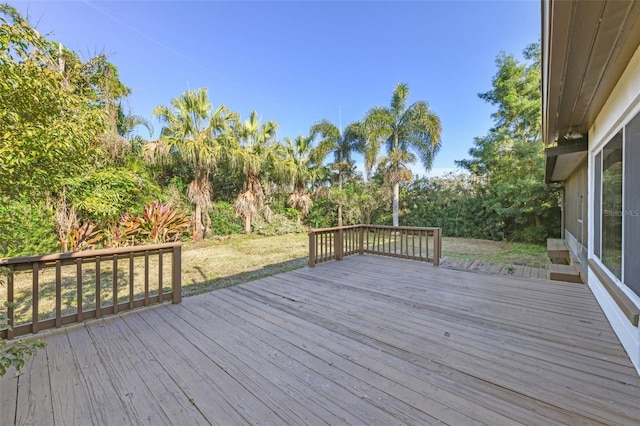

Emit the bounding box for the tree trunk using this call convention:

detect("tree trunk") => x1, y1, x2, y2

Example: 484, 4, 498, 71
194, 202, 203, 241
392, 181, 400, 227
244, 215, 251, 234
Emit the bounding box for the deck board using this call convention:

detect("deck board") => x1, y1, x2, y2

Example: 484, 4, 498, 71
204, 293, 459, 426
2, 254, 640, 425
260, 272, 639, 390
245, 275, 638, 423
0, 360, 18, 425
14, 336, 54, 425
65, 326, 133, 425
47, 330, 100, 425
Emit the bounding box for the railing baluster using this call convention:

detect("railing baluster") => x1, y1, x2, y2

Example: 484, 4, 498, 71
112, 255, 118, 313
96, 256, 101, 318
172, 245, 182, 304
7, 268, 14, 340
32, 262, 39, 334
362, 226, 367, 254
411, 229, 415, 258
158, 250, 164, 303
55, 260, 62, 328
129, 253, 134, 310
76, 259, 83, 322
144, 251, 150, 303
308, 232, 316, 267
433, 228, 441, 266
426, 230, 430, 263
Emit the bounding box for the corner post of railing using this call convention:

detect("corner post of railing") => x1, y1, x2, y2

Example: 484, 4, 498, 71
335, 228, 344, 261
433, 228, 441, 266
358, 225, 364, 255
308, 231, 316, 267
171, 244, 182, 304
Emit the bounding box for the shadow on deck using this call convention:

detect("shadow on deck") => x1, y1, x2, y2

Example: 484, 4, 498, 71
2, 255, 639, 425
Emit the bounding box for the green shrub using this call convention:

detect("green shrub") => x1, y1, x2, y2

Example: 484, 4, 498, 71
521, 225, 548, 244
283, 207, 301, 222
209, 202, 243, 236
0, 198, 58, 257
253, 213, 305, 236
306, 197, 335, 228
64, 167, 160, 227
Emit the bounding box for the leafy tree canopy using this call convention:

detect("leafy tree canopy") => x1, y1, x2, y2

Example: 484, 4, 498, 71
0, 5, 129, 199
456, 43, 559, 241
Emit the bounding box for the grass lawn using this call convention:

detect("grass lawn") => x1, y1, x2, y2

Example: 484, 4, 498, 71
181, 233, 309, 296
441, 237, 549, 268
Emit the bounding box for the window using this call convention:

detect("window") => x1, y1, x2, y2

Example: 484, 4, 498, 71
600, 132, 623, 279
624, 112, 640, 296
594, 110, 640, 297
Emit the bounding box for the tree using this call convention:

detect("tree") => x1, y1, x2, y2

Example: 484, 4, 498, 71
310, 120, 363, 226
151, 88, 238, 241
283, 135, 318, 218
365, 83, 442, 226
456, 43, 558, 242
230, 111, 280, 234
1, 5, 140, 256
116, 103, 154, 155
0, 5, 124, 199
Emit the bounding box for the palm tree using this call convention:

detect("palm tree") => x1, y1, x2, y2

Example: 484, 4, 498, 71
117, 105, 154, 138
229, 111, 279, 234
150, 88, 238, 241
283, 135, 319, 218
310, 120, 363, 226
364, 83, 442, 226
116, 103, 154, 155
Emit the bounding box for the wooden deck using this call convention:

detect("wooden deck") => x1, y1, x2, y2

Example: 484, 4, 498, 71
2, 255, 640, 425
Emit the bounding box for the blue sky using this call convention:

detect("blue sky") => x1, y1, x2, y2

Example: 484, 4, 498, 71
13, 0, 540, 177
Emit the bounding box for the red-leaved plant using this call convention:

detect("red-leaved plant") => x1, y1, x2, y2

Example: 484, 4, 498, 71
125, 201, 191, 244
58, 222, 103, 252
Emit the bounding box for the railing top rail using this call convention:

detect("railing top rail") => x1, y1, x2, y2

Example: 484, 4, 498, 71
360, 225, 441, 231
308, 224, 440, 234
0, 242, 182, 266
308, 225, 363, 234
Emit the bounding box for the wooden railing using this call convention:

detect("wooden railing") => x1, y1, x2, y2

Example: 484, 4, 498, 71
0, 242, 181, 339
308, 225, 441, 267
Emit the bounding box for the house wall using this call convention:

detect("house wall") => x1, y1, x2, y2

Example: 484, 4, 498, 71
588, 43, 640, 374
563, 161, 588, 274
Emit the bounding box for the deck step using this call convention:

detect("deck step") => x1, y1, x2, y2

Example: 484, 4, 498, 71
547, 238, 570, 260
548, 263, 583, 283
